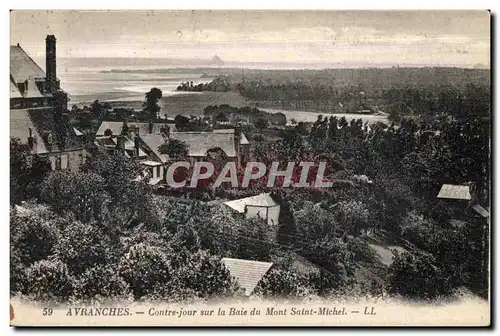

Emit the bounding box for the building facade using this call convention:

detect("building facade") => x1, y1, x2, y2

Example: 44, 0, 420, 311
10, 35, 86, 171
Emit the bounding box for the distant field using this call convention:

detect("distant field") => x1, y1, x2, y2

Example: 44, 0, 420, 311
161, 91, 253, 117
105, 91, 253, 117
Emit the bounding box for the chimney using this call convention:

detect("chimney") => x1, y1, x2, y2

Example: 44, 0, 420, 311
116, 135, 126, 151
234, 124, 241, 167
45, 35, 57, 94
28, 128, 34, 150
134, 136, 140, 157
52, 90, 68, 149
234, 124, 242, 138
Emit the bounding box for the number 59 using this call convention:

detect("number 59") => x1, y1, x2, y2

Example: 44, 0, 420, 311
43, 308, 53, 316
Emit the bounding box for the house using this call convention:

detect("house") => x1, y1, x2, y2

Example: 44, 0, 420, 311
221, 257, 273, 296
10, 35, 86, 171
95, 121, 171, 185
268, 112, 287, 126
223, 193, 280, 228
170, 125, 250, 167
95, 120, 252, 184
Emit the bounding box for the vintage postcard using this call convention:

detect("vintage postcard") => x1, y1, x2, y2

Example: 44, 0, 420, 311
9, 10, 491, 327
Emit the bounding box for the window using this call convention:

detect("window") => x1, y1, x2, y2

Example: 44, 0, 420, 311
49, 156, 56, 171
60, 154, 68, 170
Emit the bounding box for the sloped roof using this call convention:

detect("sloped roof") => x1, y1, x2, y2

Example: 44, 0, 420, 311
472, 204, 490, 218
140, 134, 169, 163
141, 160, 162, 166
11, 108, 83, 154
10, 45, 46, 84
221, 257, 273, 296
95, 137, 116, 148
96, 121, 170, 137
110, 137, 148, 157
213, 128, 234, 133
28, 108, 82, 152
212, 129, 249, 145
169, 132, 237, 157
23, 78, 44, 98
10, 80, 23, 99
223, 193, 278, 213
10, 109, 49, 154
437, 184, 472, 200
240, 133, 249, 145
73, 127, 84, 136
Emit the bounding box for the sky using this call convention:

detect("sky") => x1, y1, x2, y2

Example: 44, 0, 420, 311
10, 10, 491, 68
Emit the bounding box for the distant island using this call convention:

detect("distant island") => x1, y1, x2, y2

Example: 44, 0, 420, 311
60, 55, 226, 70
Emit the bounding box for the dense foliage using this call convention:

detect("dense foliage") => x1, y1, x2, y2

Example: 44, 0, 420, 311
177, 68, 490, 119
10, 68, 490, 303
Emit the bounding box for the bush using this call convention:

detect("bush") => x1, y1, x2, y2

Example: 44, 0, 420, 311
72, 264, 132, 303
388, 250, 454, 300
23, 259, 73, 303
118, 243, 172, 300
10, 204, 59, 265
254, 266, 313, 300
54, 220, 110, 274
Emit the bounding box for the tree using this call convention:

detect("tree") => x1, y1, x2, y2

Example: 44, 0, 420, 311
72, 264, 131, 302
388, 250, 451, 299
54, 219, 110, 274
118, 243, 173, 300
254, 266, 313, 300
26, 155, 52, 199
10, 138, 31, 205
271, 192, 297, 246
23, 259, 73, 303
10, 138, 51, 205
174, 115, 190, 132
149, 249, 239, 302
10, 203, 60, 267
40, 171, 111, 223
331, 200, 370, 237
254, 117, 269, 132
142, 87, 163, 120
158, 139, 189, 161
81, 151, 151, 228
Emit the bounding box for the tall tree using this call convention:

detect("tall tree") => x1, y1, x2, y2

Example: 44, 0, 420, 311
158, 139, 189, 161
142, 87, 163, 120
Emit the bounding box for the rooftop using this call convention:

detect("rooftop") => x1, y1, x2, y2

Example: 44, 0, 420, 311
10, 45, 46, 84
10, 45, 54, 99
170, 131, 237, 157
140, 133, 169, 163
221, 257, 273, 296
223, 193, 278, 213
10, 107, 83, 153
437, 184, 472, 200
472, 204, 490, 218
96, 121, 172, 137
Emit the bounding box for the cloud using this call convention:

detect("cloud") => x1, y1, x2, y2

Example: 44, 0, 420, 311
20, 24, 489, 67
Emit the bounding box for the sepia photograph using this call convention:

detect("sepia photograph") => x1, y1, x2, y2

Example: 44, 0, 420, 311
8, 9, 491, 327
